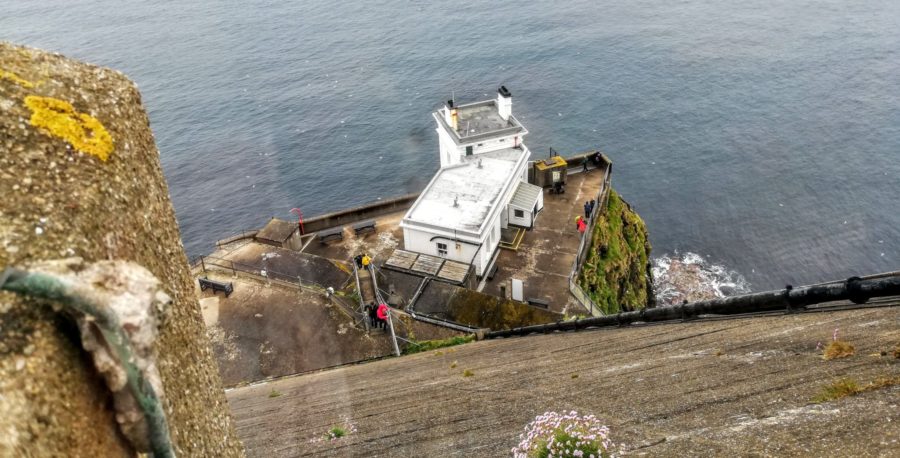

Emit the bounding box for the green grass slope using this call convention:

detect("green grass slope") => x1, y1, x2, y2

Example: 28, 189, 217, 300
578, 189, 653, 314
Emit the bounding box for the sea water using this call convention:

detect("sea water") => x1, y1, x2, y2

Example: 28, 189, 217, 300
4, 0, 898, 296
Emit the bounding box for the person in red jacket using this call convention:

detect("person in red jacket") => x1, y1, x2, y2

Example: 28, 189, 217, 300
577, 218, 587, 234
376, 303, 389, 330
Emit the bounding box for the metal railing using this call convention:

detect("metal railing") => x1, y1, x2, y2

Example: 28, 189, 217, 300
566, 164, 611, 317
487, 273, 900, 339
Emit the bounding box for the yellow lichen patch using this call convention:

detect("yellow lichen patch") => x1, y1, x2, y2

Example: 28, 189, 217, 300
0, 69, 34, 88
24, 95, 114, 161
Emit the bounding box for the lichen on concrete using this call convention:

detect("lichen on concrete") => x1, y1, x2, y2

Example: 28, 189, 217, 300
0, 42, 242, 456
578, 189, 653, 314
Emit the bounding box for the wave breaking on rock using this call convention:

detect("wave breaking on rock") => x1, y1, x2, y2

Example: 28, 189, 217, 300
652, 252, 750, 306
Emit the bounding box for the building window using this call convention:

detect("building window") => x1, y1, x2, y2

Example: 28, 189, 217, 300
465, 145, 473, 156
437, 242, 448, 256
477, 143, 483, 147
514, 209, 525, 218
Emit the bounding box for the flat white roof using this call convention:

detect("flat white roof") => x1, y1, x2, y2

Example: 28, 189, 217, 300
433, 100, 527, 145
403, 147, 527, 237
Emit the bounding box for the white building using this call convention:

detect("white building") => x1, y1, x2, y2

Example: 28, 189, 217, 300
400, 87, 544, 277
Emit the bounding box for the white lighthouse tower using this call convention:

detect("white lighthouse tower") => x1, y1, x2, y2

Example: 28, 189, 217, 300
400, 87, 544, 277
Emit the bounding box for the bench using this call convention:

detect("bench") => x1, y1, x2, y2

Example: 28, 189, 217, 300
527, 298, 550, 309
318, 226, 344, 244
352, 219, 376, 235
199, 277, 234, 297
486, 263, 499, 281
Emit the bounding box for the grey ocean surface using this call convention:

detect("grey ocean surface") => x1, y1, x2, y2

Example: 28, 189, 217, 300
4, 0, 899, 291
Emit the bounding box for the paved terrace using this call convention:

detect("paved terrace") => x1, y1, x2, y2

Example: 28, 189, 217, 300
227, 306, 900, 456
485, 168, 603, 314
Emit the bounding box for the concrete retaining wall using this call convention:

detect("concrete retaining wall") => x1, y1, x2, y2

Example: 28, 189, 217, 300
302, 193, 419, 233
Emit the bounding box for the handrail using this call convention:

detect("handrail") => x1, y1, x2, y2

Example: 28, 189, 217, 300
564, 162, 611, 317
486, 274, 900, 339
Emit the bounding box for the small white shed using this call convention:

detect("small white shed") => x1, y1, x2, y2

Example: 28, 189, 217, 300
507, 181, 544, 229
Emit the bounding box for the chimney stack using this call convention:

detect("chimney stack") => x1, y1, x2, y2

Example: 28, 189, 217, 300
497, 86, 512, 121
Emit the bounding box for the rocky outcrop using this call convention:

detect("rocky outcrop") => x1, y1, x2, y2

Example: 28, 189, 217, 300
578, 189, 653, 314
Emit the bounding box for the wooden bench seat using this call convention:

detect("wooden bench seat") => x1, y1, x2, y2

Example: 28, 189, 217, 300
199, 277, 234, 297
352, 219, 376, 235
318, 227, 344, 243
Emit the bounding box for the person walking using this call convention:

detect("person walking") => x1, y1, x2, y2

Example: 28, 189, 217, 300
589, 199, 596, 217
575, 215, 582, 230
582, 158, 589, 172
362, 253, 371, 268
584, 201, 591, 219
365, 302, 377, 328
376, 303, 389, 330
578, 218, 587, 234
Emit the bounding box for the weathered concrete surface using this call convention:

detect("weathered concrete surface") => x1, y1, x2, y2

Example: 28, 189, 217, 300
199, 272, 460, 386
300, 193, 418, 234
413, 280, 562, 330
227, 306, 900, 456
255, 218, 301, 249
0, 43, 241, 455
301, 210, 405, 264
485, 169, 603, 314
213, 242, 352, 289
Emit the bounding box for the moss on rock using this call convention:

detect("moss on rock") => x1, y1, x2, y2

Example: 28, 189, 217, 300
578, 189, 652, 314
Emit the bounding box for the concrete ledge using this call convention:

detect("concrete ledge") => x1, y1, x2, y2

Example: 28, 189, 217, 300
302, 193, 420, 233
215, 230, 258, 247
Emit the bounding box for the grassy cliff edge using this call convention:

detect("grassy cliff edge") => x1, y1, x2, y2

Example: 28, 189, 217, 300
578, 189, 653, 314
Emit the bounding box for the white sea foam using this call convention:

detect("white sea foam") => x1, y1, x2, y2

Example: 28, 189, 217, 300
652, 252, 750, 306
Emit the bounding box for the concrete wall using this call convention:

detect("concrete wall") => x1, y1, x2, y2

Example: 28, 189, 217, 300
403, 227, 479, 267
470, 134, 518, 155
475, 213, 502, 276
0, 43, 242, 456
437, 125, 459, 168
508, 205, 532, 228
435, 107, 522, 167
302, 193, 419, 233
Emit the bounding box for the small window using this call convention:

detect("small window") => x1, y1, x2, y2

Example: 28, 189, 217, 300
514, 209, 525, 218
437, 242, 448, 256
465, 145, 473, 156
477, 143, 483, 147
